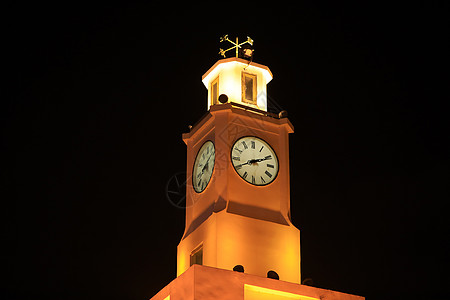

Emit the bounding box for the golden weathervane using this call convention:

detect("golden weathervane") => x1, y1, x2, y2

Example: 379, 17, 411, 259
219, 34, 254, 58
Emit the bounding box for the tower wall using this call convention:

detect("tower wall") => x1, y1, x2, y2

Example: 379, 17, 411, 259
178, 104, 300, 283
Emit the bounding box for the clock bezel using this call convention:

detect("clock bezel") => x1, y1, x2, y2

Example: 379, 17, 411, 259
192, 140, 216, 193
230, 136, 279, 186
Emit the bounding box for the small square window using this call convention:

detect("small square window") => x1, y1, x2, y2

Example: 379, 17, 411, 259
242, 72, 257, 105
190, 245, 203, 266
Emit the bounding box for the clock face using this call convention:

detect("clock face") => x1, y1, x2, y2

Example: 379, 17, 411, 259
192, 141, 215, 193
231, 136, 279, 186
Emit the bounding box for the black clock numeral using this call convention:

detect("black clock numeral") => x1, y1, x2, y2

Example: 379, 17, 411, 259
264, 155, 272, 160
198, 179, 202, 187
243, 171, 248, 179
234, 147, 242, 154
259, 146, 264, 152
251, 141, 255, 149
232, 156, 240, 161
265, 170, 272, 178
202, 181, 205, 190
260, 176, 266, 183
236, 165, 242, 170
252, 175, 255, 184
242, 141, 248, 149
267, 164, 274, 168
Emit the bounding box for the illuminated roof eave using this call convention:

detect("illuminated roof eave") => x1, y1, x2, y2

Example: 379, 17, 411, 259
202, 57, 273, 88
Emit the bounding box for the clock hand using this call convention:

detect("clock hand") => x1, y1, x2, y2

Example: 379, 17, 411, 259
235, 155, 271, 168
205, 152, 214, 164
246, 156, 272, 165
256, 156, 272, 162
201, 152, 215, 173
235, 159, 255, 168
235, 161, 249, 168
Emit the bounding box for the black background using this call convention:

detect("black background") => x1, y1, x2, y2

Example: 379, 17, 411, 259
3, 2, 449, 300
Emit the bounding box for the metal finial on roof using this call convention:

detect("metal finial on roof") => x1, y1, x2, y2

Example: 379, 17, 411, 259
219, 35, 254, 58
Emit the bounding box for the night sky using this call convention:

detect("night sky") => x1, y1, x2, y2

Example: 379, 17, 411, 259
3, 2, 449, 300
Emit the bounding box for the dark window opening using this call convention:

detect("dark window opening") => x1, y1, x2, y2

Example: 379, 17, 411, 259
241, 72, 257, 105
233, 265, 244, 272
267, 270, 279, 280
190, 245, 203, 266
244, 77, 253, 100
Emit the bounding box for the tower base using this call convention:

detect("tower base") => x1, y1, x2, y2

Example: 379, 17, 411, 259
150, 265, 364, 300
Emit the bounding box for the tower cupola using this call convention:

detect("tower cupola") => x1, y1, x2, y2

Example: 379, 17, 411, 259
202, 57, 273, 111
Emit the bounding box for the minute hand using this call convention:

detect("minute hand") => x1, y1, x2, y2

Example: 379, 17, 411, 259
201, 153, 214, 173
236, 156, 271, 167
252, 156, 272, 163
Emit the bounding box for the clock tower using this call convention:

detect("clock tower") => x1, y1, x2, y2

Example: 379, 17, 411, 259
150, 37, 364, 300
177, 56, 300, 284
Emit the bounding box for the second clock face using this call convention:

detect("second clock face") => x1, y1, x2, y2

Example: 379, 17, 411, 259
231, 136, 279, 186
192, 141, 215, 193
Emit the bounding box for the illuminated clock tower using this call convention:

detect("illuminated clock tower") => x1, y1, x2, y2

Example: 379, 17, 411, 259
177, 54, 300, 283
150, 36, 364, 300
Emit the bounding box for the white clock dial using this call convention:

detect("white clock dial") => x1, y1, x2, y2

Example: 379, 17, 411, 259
231, 136, 279, 186
192, 141, 215, 193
